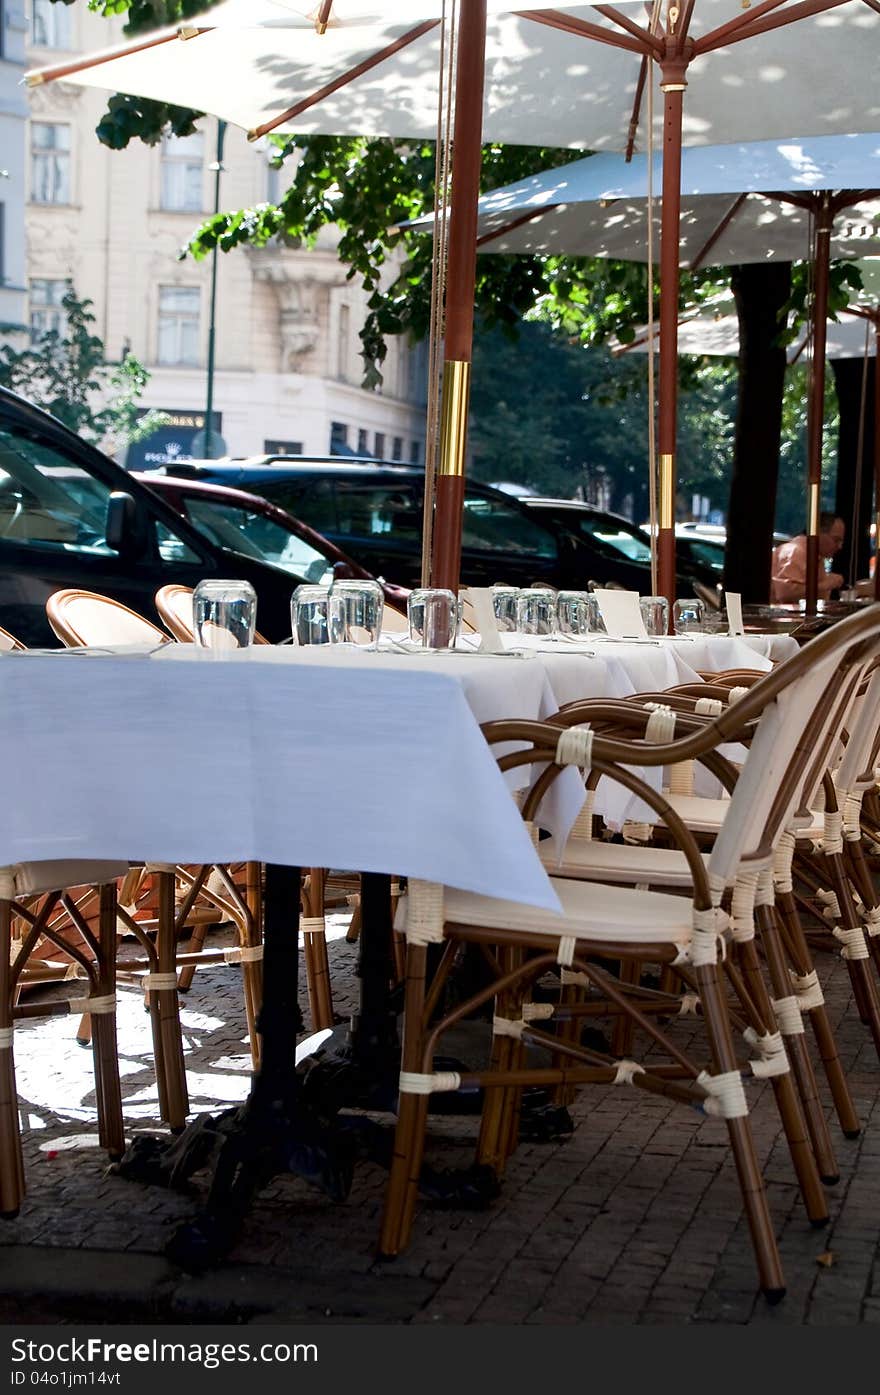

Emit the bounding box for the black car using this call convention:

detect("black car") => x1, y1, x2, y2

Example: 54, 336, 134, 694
156, 457, 709, 596
0, 387, 302, 645
521, 497, 722, 598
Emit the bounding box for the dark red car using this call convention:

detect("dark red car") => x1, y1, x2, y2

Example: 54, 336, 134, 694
135, 473, 410, 612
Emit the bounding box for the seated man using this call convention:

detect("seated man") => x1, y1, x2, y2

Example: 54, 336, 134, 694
770, 513, 845, 603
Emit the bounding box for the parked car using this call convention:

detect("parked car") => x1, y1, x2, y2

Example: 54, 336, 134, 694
135, 473, 410, 611
156, 457, 713, 596
0, 387, 303, 645
519, 497, 722, 596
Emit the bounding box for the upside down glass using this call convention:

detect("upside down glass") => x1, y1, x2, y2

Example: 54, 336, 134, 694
407, 588, 458, 650
674, 598, 705, 634
491, 584, 520, 633
291, 584, 331, 645
556, 590, 598, 638
516, 587, 557, 637
328, 579, 384, 648
192, 578, 257, 652
639, 595, 670, 637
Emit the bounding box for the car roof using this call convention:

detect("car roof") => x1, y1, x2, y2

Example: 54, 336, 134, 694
164, 456, 424, 480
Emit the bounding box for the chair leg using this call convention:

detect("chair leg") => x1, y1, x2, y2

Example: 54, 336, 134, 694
734, 938, 828, 1225
696, 959, 786, 1300
0, 901, 24, 1217
824, 850, 880, 1059
91, 883, 125, 1161
302, 868, 334, 1032
477, 947, 523, 1175
776, 890, 860, 1138
378, 943, 429, 1258
758, 906, 839, 1183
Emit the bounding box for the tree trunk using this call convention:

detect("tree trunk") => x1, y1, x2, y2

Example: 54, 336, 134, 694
724, 263, 792, 603
832, 354, 875, 586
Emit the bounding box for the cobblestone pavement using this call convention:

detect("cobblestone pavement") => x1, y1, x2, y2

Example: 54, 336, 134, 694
3, 912, 880, 1326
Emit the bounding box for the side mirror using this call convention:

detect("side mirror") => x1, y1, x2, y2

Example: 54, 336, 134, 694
106, 491, 149, 557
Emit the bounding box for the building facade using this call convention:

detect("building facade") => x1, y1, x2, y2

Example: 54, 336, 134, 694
24, 3, 427, 463
0, 1, 28, 339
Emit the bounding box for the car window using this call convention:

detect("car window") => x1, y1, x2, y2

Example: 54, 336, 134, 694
333, 482, 421, 541
576, 515, 653, 565
0, 424, 116, 555
683, 538, 725, 571
461, 493, 557, 558
154, 519, 202, 565
183, 496, 334, 583
259, 478, 338, 535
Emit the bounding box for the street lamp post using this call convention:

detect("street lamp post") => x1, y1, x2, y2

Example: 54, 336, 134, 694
204, 119, 227, 459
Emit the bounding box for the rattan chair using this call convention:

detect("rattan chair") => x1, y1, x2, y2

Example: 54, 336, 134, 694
380, 607, 880, 1298
154, 583, 271, 646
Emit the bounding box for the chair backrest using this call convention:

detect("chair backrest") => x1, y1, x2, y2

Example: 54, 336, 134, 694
0, 623, 25, 652
154, 584, 270, 645
708, 615, 880, 880
46, 588, 168, 648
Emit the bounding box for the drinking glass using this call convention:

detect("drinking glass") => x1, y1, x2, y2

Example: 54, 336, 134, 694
516, 587, 557, 637
192, 579, 257, 652
291, 584, 331, 645
639, 595, 670, 637
673, 598, 705, 634
407, 588, 458, 650
328, 579, 384, 648
491, 585, 520, 633
556, 590, 598, 638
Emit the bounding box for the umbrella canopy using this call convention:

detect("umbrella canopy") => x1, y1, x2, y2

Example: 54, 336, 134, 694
28, 2, 880, 152
458, 133, 880, 264
28, 0, 880, 610
616, 306, 878, 358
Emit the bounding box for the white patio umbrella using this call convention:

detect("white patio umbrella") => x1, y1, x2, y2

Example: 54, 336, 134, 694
445, 131, 880, 608
27, 0, 880, 610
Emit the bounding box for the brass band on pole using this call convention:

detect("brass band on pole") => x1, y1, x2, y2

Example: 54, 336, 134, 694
660, 453, 675, 530
808, 482, 820, 535
437, 359, 471, 478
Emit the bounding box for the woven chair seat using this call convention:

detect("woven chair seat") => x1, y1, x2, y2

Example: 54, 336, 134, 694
540, 836, 707, 887
0, 861, 128, 899
441, 876, 693, 953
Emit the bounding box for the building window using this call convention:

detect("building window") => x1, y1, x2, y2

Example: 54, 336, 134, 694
357, 428, 369, 455
374, 432, 385, 459
392, 436, 403, 462
157, 286, 200, 366
30, 278, 69, 341
31, 123, 71, 205
330, 421, 349, 454
160, 131, 204, 213
264, 439, 303, 456
410, 440, 421, 464
30, 0, 73, 48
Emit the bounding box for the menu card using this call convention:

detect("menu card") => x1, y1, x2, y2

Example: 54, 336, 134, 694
592, 589, 648, 639
462, 586, 504, 653
726, 591, 744, 636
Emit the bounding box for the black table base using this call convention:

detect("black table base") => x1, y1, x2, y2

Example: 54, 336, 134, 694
109, 866, 569, 1270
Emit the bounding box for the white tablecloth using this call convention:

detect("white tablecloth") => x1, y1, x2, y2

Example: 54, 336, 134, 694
0, 645, 571, 912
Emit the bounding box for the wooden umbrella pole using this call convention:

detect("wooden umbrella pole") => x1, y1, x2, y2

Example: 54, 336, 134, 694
874, 316, 880, 602
656, 49, 689, 624
805, 193, 833, 616
430, 0, 488, 592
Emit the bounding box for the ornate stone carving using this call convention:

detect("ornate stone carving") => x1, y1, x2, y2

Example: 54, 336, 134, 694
247, 245, 346, 372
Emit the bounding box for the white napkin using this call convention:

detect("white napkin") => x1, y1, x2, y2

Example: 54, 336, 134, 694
726, 592, 744, 637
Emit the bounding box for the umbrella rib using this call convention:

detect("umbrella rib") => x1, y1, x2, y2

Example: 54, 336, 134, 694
516, 9, 660, 58
314, 2, 334, 33
25, 24, 204, 87
696, 0, 849, 55
688, 193, 749, 271
592, 4, 663, 49
863, 0, 880, 17
475, 204, 560, 247
625, 55, 649, 161
246, 19, 441, 142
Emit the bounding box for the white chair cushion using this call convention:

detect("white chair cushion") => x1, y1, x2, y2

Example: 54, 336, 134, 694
443, 876, 693, 953
0, 861, 129, 899
540, 836, 707, 888
664, 794, 825, 843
